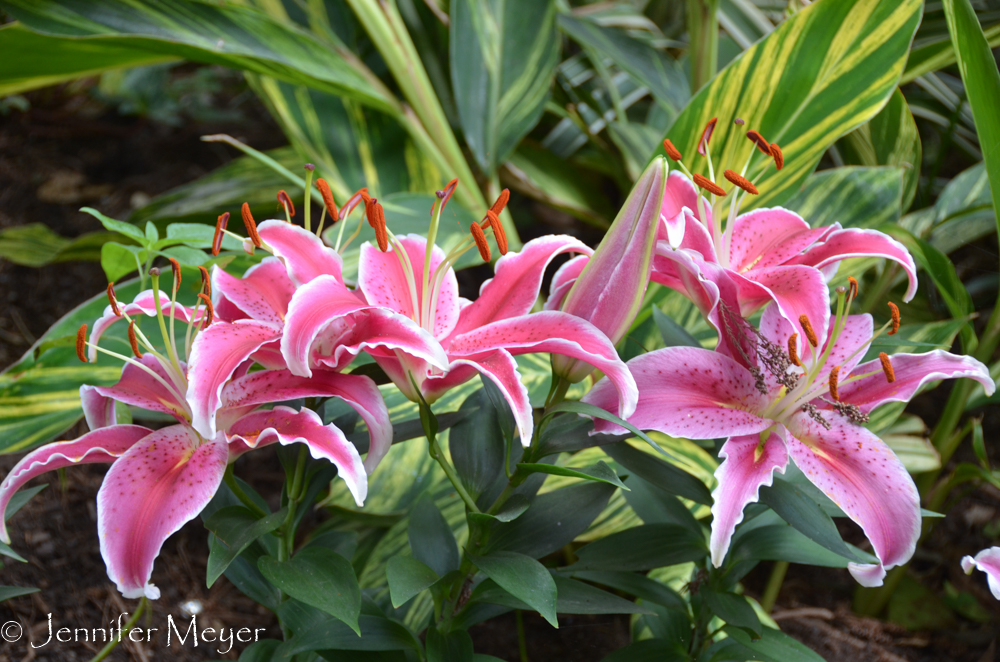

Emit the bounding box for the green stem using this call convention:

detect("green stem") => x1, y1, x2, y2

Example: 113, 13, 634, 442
87, 597, 146, 662
687, 0, 719, 93
422, 404, 481, 514
223, 466, 268, 518
516, 610, 530, 662
760, 561, 788, 613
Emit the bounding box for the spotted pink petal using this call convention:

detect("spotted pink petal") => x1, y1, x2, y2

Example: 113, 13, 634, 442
759, 307, 874, 383
732, 265, 833, 352
837, 350, 995, 414
962, 547, 1000, 599
784, 412, 920, 587
93, 354, 189, 422
80, 385, 116, 430
582, 346, 771, 437
282, 275, 448, 377
790, 228, 919, 302
0, 425, 151, 544
98, 425, 228, 599
358, 235, 459, 339
256, 219, 343, 285
88, 290, 200, 362
727, 208, 816, 272
222, 369, 391, 472
544, 254, 590, 311
450, 235, 592, 339
676, 209, 717, 262
663, 171, 714, 247
186, 320, 284, 438
439, 351, 533, 446
227, 406, 367, 506
212, 259, 295, 324
448, 311, 637, 420
709, 431, 788, 567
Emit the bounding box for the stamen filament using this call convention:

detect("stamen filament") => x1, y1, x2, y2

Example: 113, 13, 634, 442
302, 164, 314, 233
85, 341, 188, 412
150, 270, 183, 376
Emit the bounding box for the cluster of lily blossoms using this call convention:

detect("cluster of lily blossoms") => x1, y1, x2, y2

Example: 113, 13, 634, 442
0, 117, 994, 603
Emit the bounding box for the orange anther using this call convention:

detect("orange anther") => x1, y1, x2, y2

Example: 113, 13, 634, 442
698, 118, 718, 156
198, 265, 211, 297
127, 320, 143, 358
241, 203, 262, 248
692, 173, 726, 197
277, 190, 295, 218
879, 352, 896, 383
788, 333, 801, 367
770, 143, 784, 170
490, 188, 509, 217
888, 302, 900, 335
372, 201, 388, 252
197, 293, 214, 328
487, 210, 508, 255
470, 222, 491, 261
107, 283, 122, 317
746, 130, 771, 155
213, 212, 229, 256
316, 178, 338, 221
663, 139, 683, 161
167, 257, 181, 290
76, 324, 88, 363
847, 277, 859, 301
799, 315, 818, 348
829, 365, 841, 402
724, 169, 758, 195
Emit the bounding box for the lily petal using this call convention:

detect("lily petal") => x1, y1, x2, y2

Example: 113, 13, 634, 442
709, 431, 788, 567
732, 265, 832, 350
81, 385, 116, 430
544, 254, 590, 312
451, 234, 591, 337
98, 425, 228, 599
88, 291, 199, 362
962, 547, 1000, 600
186, 320, 284, 438
448, 311, 637, 420
791, 228, 919, 302
784, 412, 920, 586
0, 425, 151, 543
222, 370, 391, 473
93, 354, 189, 422
582, 346, 771, 437
228, 406, 367, 506
664, 171, 713, 247
212, 259, 295, 324
727, 208, 824, 272
257, 219, 343, 285
837, 350, 995, 414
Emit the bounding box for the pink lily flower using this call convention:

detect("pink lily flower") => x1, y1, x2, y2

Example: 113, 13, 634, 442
0, 280, 389, 600
282, 186, 638, 445
584, 302, 994, 586
962, 547, 1000, 599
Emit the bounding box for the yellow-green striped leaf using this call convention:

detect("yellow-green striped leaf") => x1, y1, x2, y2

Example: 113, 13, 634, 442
660, 0, 922, 214
785, 166, 903, 230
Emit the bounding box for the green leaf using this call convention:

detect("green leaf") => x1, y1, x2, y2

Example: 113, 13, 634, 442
427, 628, 474, 662
702, 589, 763, 636
545, 401, 659, 451
759, 477, 859, 561
408, 495, 460, 578
902, 24, 1000, 83
469, 551, 558, 627
709, 625, 826, 662
238, 640, 281, 662
100, 242, 148, 283
601, 639, 687, 662
652, 305, 701, 348
505, 144, 613, 227
660, 0, 922, 213
517, 461, 629, 491
943, 0, 1000, 261
473, 576, 652, 615
569, 524, 706, 572
386, 556, 439, 609
450, 0, 558, 174
603, 441, 713, 505
5, 484, 47, 521
276, 610, 419, 657
450, 389, 505, 499
0, 585, 39, 602
1, 0, 394, 112
785, 166, 903, 230
570, 570, 687, 611
81, 207, 147, 244
0, 224, 118, 267
729, 521, 868, 568
203, 506, 286, 588
468, 494, 531, 526
533, 414, 623, 459
258, 547, 362, 634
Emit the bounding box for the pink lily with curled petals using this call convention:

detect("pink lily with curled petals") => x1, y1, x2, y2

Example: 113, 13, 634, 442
584, 304, 994, 586
1, 284, 387, 600
283, 222, 639, 446
962, 548, 1000, 599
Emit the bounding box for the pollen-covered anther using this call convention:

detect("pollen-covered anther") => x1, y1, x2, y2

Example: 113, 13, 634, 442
76, 324, 88, 363
746, 130, 771, 156
106, 282, 122, 317
829, 365, 841, 402
277, 190, 295, 218
888, 302, 900, 335
799, 314, 819, 348
167, 257, 181, 290
489, 188, 509, 217
692, 173, 726, 197
879, 352, 896, 383
241, 203, 262, 248
663, 139, 682, 161
485, 210, 508, 255
316, 178, 338, 220
212, 211, 229, 256
724, 169, 758, 195
698, 117, 718, 155
197, 293, 214, 328
770, 143, 784, 170
198, 265, 211, 297
372, 201, 388, 252
470, 222, 491, 261
847, 276, 859, 301
127, 320, 143, 358
787, 333, 801, 367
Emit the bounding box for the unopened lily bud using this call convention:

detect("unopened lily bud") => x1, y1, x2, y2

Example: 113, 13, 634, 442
553, 157, 668, 383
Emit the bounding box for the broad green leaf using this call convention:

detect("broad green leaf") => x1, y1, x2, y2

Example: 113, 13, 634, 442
237, 640, 281, 662
100, 242, 148, 283
729, 521, 867, 568
569, 524, 706, 572
702, 589, 762, 637
652, 305, 701, 348
5, 484, 47, 521
408, 495, 460, 578
709, 625, 826, 662
427, 628, 474, 662
943, 0, 1000, 255
468, 551, 558, 627
927, 162, 995, 255
902, 23, 1000, 84
516, 461, 629, 491
622, 477, 701, 530
0, 225, 118, 267
473, 576, 652, 615
0, 585, 40, 602
1, 0, 394, 112
275, 609, 419, 657
838, 89, 922, 210
203, 506, 286, 588
533, 414, 623, 459
505, 144, 613, 227
82, 207, 147, 243
451, 0, 559, 174
759, 478, 858, 561
880, 414, 941, 473
258, 547, 362, 633
386, 556, 439, 609
601, 639, 687, 662
450, 389, 506, 499
603, 440, 713, 505
546, 401, 659, 451
571, 570, 687, 611
660, 0, 922, 213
